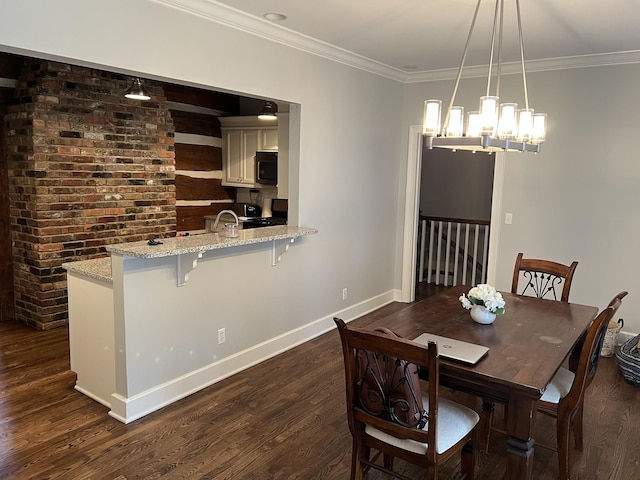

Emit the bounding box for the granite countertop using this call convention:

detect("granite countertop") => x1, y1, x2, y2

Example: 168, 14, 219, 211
62, 256, 113, 284
63, 226, 318, 281
104, 225, 317, 258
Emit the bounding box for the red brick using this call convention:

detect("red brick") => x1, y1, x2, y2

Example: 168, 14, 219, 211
6, 59, 177, 329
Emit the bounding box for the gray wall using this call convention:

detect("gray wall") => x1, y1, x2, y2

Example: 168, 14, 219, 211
1, 0, 638, 336
403, 63, 639, 332
0, 0, 404, 340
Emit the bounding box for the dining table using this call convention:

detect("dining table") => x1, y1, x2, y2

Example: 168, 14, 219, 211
374, 285, 599, 480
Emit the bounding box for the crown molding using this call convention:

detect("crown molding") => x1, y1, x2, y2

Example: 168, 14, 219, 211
152, 0, 640, 84
151, 0, 408, 81
405, 50, 640, 83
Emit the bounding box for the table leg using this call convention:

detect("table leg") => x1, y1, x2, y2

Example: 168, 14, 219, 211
504, 396, 536, 479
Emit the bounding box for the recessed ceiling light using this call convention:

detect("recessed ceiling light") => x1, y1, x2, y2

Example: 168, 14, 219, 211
263, 12, 287, 21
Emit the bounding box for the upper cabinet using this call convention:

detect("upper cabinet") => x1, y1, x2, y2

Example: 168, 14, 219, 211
260, 128, 279, 151
220, 116, 277, 187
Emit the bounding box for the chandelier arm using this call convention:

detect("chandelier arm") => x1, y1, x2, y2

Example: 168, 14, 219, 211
516, 0, 529, 109
443, 0, 483, 133
485, 0, 501, 97
495, 0, 504, 98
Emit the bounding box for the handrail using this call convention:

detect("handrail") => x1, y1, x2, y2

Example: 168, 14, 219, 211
420, 215, 490, 227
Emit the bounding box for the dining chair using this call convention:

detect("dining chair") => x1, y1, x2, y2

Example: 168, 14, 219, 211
334, 317, 479, 480
481, 253, 580, 452
568, 291, 629, 386
511, 252, 579, 302
535, 292, 625, 480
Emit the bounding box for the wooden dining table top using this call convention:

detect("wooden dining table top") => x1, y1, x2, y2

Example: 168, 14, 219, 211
377, 285, 599, 401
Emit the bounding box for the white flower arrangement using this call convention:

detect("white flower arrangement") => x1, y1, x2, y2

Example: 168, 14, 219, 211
459, 284, 506, 315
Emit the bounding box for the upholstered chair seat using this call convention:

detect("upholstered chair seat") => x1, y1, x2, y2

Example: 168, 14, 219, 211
540, 367, 575, 404
365, 396, 479, 455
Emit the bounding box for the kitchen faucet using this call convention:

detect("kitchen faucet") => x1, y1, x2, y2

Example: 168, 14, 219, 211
212, 209, 239, 231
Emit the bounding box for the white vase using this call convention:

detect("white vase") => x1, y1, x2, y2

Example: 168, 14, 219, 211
470, 305, 497, 325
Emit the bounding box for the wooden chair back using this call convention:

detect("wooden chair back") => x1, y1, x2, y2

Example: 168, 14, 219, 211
568, 291, 628, 386
537, 294, 625, 480
334, 318, 439, 470
584, 291, 627, 388
566, 297, 622, 412
511, 252, 578, 302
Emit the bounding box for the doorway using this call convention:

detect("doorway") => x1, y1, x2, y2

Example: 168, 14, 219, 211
400, 126, 505, 302
418, 147, 495, 289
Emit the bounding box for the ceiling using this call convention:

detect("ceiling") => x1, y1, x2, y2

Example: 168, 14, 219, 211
174, 0, 640, 80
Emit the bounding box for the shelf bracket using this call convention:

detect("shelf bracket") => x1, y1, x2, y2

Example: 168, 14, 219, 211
272, 238, 295, 266
176, 252, 203, 286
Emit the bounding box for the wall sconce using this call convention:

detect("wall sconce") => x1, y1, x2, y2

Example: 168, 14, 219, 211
124, 77, 151, 101
258, 101, 278, 120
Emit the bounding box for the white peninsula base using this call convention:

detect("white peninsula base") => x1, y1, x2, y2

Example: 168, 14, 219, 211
64, 226, 318, 423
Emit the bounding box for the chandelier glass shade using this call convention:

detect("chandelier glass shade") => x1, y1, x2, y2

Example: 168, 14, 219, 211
423, 0, 546, 154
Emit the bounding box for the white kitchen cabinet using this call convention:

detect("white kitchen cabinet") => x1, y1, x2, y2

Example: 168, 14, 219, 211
221, 116, 277, 187
222, 128, 260, 186
260, 128, 278, 151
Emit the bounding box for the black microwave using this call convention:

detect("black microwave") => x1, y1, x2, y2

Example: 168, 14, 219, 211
255, 151, 278, 186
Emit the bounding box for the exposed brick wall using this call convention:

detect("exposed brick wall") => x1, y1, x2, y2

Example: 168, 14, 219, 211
0, 52, 22, 322
4, 60, 176, 329
0, 101, 13, 322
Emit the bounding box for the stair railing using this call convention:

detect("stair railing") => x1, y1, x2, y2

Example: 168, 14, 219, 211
418, 216, 490, 287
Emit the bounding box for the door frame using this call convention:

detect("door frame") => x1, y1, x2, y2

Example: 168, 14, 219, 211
400, 125, 505, 302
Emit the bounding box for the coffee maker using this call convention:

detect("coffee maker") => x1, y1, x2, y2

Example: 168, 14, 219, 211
248, 189, 262, 217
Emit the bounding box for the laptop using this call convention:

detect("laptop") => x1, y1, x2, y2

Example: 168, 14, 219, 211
413, 333, 489, 365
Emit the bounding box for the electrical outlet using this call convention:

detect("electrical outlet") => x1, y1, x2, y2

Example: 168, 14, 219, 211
218, 328, 226, 344
342, 288, 348, 300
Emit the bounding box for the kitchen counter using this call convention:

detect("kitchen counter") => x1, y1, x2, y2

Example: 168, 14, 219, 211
63, 256, 113, 283
64, 225, 317, 283
104, 225, 317, 258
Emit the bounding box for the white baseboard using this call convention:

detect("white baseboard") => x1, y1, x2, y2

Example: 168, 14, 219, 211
74, 385, 111, 409
107, 288, 400, 423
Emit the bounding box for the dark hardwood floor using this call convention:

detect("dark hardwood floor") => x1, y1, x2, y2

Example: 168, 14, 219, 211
1, 284, 639, 479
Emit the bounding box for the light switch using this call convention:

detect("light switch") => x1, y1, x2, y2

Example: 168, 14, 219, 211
505, 213, 513, 225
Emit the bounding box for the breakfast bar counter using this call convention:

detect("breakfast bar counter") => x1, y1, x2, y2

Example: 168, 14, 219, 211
64, 226, 318, 285
104, 225, 318, 258
63, 226, 318, 270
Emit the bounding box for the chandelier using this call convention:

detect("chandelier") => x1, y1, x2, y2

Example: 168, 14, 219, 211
423, 0, 546, 154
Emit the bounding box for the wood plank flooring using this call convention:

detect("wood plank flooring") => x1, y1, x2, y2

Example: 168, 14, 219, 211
1, 286, 639, 479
